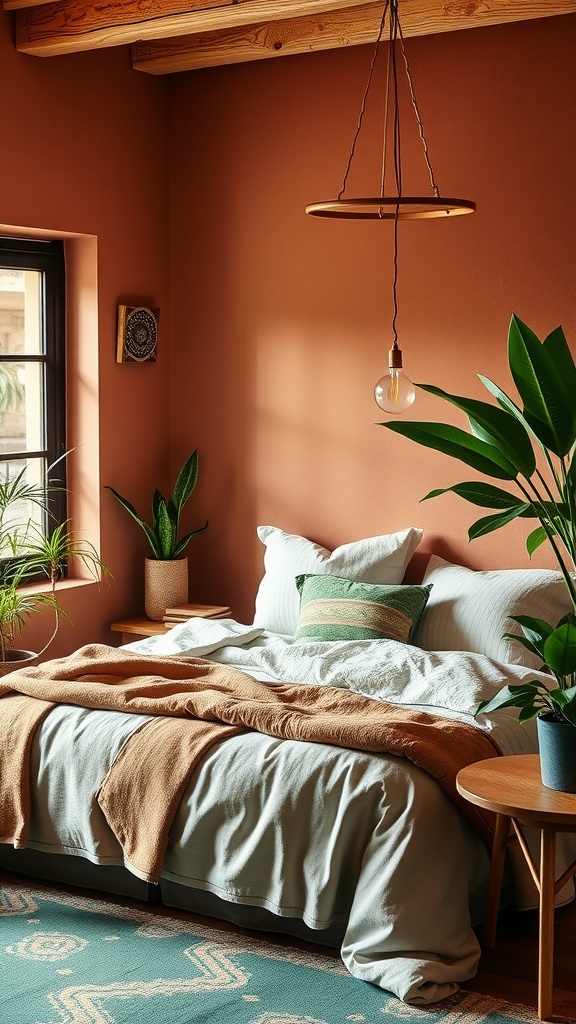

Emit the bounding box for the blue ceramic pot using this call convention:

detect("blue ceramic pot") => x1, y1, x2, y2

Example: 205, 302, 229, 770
537, 713, 576, 793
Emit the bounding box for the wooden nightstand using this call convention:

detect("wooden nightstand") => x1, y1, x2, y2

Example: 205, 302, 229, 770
457, 754, 576, 1020
110, 605, 231, 644
110, 617, 171, 644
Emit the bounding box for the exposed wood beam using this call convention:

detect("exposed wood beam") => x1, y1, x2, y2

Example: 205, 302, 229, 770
132, 0, 576, 73
132, 2, 388, 72
8, 0, 576, 71
12, 0, 371, 56
3, 1, 59, 10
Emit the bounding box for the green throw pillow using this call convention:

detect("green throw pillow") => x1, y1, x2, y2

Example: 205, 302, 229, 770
295, 574, 432, 643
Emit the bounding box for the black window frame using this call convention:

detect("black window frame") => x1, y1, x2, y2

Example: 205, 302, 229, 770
0, 235, 67, 547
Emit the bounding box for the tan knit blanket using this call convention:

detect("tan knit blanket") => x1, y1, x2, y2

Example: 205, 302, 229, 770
0, 643, 500, 884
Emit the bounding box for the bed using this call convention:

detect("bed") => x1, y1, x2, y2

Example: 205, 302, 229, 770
1, 525, 576, 1006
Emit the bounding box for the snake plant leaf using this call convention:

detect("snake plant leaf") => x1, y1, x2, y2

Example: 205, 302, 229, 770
508, 314, 576, 457
172, 450, 199, 515
417, 384, 536, 477
543, 621, 576, 677
154, 495, 177, 560
152, 489, 176, 530
381, 421, 517, 480
173, 521, 209, 559
422, 481, 529, 510
467, 505, 531, 540
107, 450, 207, 561
105, 486, 158, 554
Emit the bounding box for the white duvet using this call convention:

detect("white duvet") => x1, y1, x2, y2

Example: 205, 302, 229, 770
20, 620, 576, 1004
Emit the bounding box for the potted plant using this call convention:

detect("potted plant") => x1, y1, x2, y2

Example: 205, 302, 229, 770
106, 449, 208, 620
0, 460, 110, 672
380, 314, 576, 791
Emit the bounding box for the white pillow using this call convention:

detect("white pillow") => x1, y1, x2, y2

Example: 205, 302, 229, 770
253, 525, 423, 635
414, 554, 573, 668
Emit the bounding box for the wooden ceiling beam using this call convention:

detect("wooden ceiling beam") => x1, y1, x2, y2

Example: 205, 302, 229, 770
132, 2, 389, 73
12, 0, 372, 57
132, 0, 576, 73
3, 1, 59, 10
8, 0, 576, 70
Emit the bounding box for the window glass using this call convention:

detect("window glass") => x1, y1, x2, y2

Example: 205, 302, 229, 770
0, 238, 66, 560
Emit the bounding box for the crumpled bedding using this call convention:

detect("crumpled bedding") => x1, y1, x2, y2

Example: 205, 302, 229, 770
0, 642, 502, 878
4, 619, 576, 1005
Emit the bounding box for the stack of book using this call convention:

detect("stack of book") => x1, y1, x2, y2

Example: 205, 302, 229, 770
163, 603, 231, 625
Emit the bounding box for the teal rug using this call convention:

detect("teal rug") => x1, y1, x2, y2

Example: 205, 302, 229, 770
1, 874, 539, 1024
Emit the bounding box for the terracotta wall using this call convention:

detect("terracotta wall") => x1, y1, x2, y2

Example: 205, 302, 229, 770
2, 9, 575, 642
169, 13, 576, 622
0, 10, 172, 653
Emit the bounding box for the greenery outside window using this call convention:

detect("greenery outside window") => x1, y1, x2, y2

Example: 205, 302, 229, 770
0, 236, 66, 562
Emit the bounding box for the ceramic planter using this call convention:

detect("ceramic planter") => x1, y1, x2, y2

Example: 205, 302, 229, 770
144, 556, 189, 621
537, 713, 576, 793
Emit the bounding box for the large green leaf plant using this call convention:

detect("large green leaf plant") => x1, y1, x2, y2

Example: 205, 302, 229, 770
106, 449, 208, 561
380, 314, 576, 728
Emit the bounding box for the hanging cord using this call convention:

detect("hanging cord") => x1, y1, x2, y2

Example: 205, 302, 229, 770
390, 0, 402, 199
338, 0, 390, 200
391, 205, 400, 348
378, 0, 400, 220
398, 21, 440, 198
379, 45, 392, 197
389, 0, 401, 349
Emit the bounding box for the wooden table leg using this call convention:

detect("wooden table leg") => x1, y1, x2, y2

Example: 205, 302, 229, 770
483, 812, 510, 949
538, 826, 557, 1021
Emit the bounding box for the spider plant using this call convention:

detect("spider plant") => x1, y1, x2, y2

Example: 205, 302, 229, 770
0, 460, 110, 662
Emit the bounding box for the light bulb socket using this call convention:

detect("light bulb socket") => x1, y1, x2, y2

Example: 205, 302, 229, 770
388, 346, 403, 370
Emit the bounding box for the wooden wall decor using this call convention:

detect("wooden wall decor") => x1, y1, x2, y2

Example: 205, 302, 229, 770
116, 305, 159, 364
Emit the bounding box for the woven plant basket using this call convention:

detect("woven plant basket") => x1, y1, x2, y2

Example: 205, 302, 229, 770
144, 556, 189, 621
0, 650, 38, 676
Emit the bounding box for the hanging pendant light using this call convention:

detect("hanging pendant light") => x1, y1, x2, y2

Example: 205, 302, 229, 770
373, 204, 416, 413
305, 0, 475, 413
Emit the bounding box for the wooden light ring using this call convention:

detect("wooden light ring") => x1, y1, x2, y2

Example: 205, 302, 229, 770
305, 196, 476, 219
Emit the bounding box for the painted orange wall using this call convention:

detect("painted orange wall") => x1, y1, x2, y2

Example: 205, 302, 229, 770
0, 10, 173, 653
2, 10, 576, 642
169, 14, 576, 622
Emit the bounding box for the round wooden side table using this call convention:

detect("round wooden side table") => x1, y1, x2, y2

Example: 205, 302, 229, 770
457, 754, 576, 1021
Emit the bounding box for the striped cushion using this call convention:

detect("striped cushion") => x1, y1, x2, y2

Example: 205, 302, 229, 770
295, 574, 432, 643
414, 555, 573, 667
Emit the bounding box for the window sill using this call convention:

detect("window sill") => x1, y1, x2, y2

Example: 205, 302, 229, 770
18, 577, 100, 597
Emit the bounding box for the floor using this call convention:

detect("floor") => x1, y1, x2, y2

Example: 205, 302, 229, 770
3, 869, 576, 1020
464, 900, 576, 1020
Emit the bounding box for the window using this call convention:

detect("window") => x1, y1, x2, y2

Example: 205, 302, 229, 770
0, 237, 66, 556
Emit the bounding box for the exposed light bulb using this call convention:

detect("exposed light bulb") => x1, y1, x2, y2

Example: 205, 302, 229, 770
374, 344, 415, 414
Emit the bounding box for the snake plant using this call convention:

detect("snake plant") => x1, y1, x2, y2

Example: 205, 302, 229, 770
106, 449, 208, 561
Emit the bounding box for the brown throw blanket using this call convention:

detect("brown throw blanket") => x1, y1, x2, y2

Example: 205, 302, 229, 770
0, 643, 500, 884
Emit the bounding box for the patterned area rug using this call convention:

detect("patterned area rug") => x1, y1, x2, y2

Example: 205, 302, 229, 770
1, 874, 540, 1024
